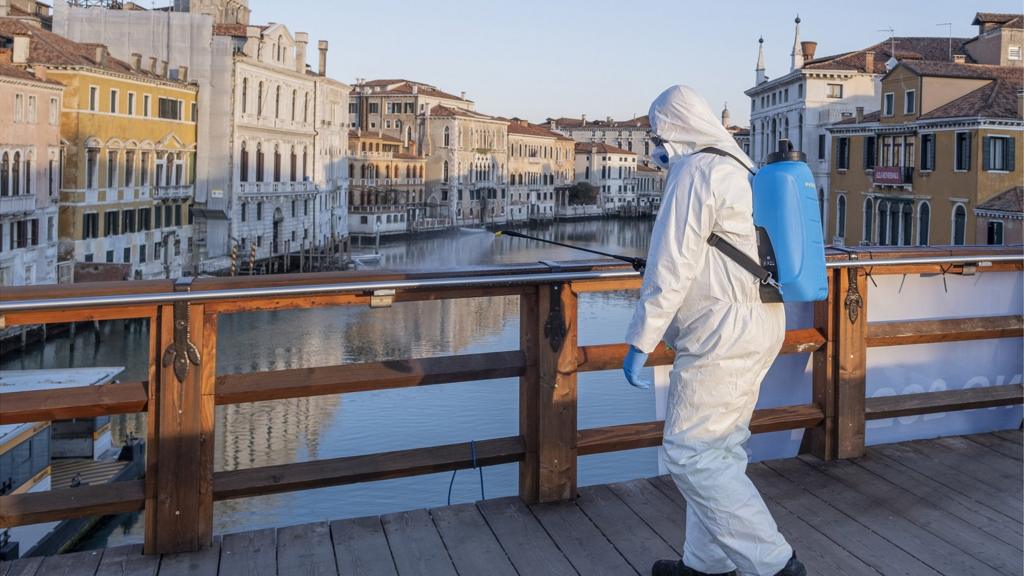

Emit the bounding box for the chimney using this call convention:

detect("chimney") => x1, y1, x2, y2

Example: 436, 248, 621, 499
412, 84, 418, 95
863, 50, 875, 73
160, 60, 169, 78
12, 34, 30, 64
460, 91, 466, 100
131, 53, 142, 71
94, 45, 107, 66
801, 41, 817, 62
294, 32, 308, 74
606, 116, 613, 123
581, 113, 587, 126
952, 54, 966, 64
317, 40, 328, 76
855, 106, 864, 122
148, 56, 158, 74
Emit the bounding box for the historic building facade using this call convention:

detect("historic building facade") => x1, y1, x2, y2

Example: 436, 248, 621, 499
348, 79, 473, 141
506, 119, 574, 223
0, 63, 63, 286
346, 130, 430, 238
548, 115, 653, 166
574, 142, 637, 211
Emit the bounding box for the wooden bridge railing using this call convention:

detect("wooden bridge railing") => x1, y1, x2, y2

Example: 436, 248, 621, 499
0, 246, 1021, 554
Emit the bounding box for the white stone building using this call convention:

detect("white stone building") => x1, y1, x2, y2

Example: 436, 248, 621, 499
745, 16, 975, 218
549, 115, 654, 166
574, 142, 637, 211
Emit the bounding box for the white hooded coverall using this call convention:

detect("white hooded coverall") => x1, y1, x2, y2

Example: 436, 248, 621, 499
625, 86, 792, 575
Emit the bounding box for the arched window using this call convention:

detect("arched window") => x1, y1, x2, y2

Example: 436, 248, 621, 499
24, 157, 31, 195
241, 78, 248, 113
303, 94, 309, 123
360, 164, 366, 179
274, 86, 281, 119
291, 89, 297, 121
0, 152, 8, 196
864, 198, 874, 244
273, 145, 281, 182
240, 142, 249, 182
877, 200, 889, 246
385, 164, 391, 179
255, 142, 264, 181
302, 146, 308, 181
12, 151, 21, 195
443, 127, 450, 148
289, 146, 297, 181
835, 194, 846, 241
917, 202, 930, 245
952, 204, 966, 245
257, 81, 264, 116
277, 35, 284, 61
443, 161, 449, 183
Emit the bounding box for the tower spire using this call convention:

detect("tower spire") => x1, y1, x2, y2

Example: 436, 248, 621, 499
790, 15, 803, 71
756, 36, 766, 84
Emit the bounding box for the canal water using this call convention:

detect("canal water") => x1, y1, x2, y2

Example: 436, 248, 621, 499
3, 219, 665, 549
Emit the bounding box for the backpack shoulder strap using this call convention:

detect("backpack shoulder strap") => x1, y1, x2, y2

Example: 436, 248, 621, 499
698, 146, 757, 176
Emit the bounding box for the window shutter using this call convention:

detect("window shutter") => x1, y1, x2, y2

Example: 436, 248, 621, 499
863, 138, 870, 169
1008, 137, 1016, 172
983, 136, 991, 171
965, 133, 972, 171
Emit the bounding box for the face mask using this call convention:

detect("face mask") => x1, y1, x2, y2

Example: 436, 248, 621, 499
651, 144, 671, 169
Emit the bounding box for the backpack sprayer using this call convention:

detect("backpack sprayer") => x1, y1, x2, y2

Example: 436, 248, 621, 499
494, 230, 646, 274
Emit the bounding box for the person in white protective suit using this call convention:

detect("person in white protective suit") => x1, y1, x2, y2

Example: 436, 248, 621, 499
622, 85, 806, 576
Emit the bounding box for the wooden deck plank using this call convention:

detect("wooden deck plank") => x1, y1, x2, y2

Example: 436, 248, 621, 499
0, 557, 42, 576
276, 522, 336, 576
476, 497, 578, 576
653, 473, 881, 575
800, 455, 1023, 575
36, 550, 103, 576
219, 529, 277, 576
529, 500, 636, 576
575, 485, 677, 574
157, 541, 221, 576
766, 458, 1004, 576
330, 516, 397, 576
930, 436, 1023, 479
430, 504, 517, 576
992, 429, 1022, 444
747, 463, 940, 576
964, 433, 1023, 460
872, 442, 1023, 523
95, 544, 159, 576
905, 438, 1022, 495
859, 447, 1023, 550
380, 509, 457, 576
608, 478, 685, 554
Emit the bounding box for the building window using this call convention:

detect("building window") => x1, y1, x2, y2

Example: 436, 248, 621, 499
257, 201, 263, 221
241, 78, 248, 113
143, 94, 151, 117
826, 84, 843, 99
83, 212, 99, 239
920, 134, 936, 170
125, 151, 135, 186
954, 132, 972, 171
368, 102, 379, 114
863, 198, 874, 244
917, 202, 930, 245
240, 142, 249, 181
139, 207, 151, 230
289, 146, 297, 181
443, 161, 449, 183
257, 81, 264, 116
109, 89, 118, 113
0, 153, 7, 197
984, 136, 1015, 172
443, 127, 451, 147
241, 202, 247, 222
49, 97, 59, 125
122, 209, 135, 234
291, 88, 297, 121
158, 98, 182, 120
904, 89, 916, 115
883, 92, 894, 116
835, 194, 846, 240
1009, 45, 1022, 60
987, 221, 1004, 245
817, 134, 826, 161
89, 86, 98, 111
273, 145, 281, 182
863, 136, 876, 170
952, 204, 966, 245
127, 92, 136, 116
275, 86, 281, 119
836, 137, 850, 170
139, 152, 149, 186
106, 151, 118, 188
256, 143, 264, 181
104, 210, 119, 237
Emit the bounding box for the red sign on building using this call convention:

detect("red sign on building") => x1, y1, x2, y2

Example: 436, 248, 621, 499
873, 166, 904, 185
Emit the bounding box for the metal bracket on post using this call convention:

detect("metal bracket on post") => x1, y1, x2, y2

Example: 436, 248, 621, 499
370, 289, 396, 308
544, 284, 567, 353
844, 268, 863, 324
161, 277, 201, 384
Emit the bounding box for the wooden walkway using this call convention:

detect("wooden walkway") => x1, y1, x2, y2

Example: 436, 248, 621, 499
4, 432, 1021, 576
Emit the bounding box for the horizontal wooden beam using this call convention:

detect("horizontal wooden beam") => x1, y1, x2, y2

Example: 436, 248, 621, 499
216, 351, 525, 405
577, 403, 824, 456
1, 305, 156, 328
576, 328, 825, 373
0, 480, 145, 527
213, 436, 525, 500
867, 315, 1023, 347
0, 381, 148, 425
865, 383, 1024, 420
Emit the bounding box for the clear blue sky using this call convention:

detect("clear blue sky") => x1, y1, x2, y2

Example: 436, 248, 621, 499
249, 0, 1020, 126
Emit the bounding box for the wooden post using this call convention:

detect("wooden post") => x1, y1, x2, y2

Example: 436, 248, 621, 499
535, 283, 578, 502
518, 289, 540, 503
803, 269, 836, 460
834, 267, 868, 458
145, 291, 215, 554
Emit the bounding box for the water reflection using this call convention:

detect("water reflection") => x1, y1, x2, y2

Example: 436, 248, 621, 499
2, 219, 658, 549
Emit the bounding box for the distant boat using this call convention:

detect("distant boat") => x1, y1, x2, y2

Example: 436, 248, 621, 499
459, 227, 489, 234
352, 253, 382, 266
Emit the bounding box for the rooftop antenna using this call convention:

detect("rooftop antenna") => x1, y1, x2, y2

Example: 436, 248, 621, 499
936, 22, 953, 61
877, 27, 896, 56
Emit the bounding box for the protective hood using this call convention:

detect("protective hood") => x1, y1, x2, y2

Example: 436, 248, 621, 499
649, 85, 755, 170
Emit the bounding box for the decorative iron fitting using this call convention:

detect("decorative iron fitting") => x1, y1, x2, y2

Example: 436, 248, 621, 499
162, 277, 201, 383
844, 268, 863, 324
543, 284, 567, 353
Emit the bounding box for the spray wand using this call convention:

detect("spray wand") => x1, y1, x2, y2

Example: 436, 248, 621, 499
495, 230, 646, 274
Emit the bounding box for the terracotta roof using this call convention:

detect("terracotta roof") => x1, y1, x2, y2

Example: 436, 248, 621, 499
505, 119, 562, 139
428, 104, 504, 122
833, 110, 882, 125
574, 142, 635, 155
899, 60, 1021, 81
353, 80, 470, 102
727, 126, 750, 136
636, 165, 662, 173
972, 12, 1024, 28
549, 115, 650, 129
0, 19, 188, 84
804, 37, 974, 74
212, 23, 249, 38
977, 186, 1023, 214
919, 76, 1023, 120
0, 62, 62, 86
348, 130, 404, 143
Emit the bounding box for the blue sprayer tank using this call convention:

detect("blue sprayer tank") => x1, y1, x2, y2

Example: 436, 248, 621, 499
752, 143, 828, 302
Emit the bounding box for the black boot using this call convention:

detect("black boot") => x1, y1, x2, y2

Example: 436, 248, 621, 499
774, 553, 806, 576
650, 559, 737, 576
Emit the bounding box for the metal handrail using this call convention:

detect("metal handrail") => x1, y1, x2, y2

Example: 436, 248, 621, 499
0, 253, 1020, 313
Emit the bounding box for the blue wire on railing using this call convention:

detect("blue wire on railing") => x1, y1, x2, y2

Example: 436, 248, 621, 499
447, 439, 485, 506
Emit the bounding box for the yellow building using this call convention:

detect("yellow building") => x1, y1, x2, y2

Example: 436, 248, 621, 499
827, 59, 1022, 246
347, 130, 431, 237
505, 119, 575, 223
1, 20, 199, 279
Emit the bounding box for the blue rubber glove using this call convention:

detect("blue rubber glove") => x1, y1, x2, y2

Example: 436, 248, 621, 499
623, 345, 651, 389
